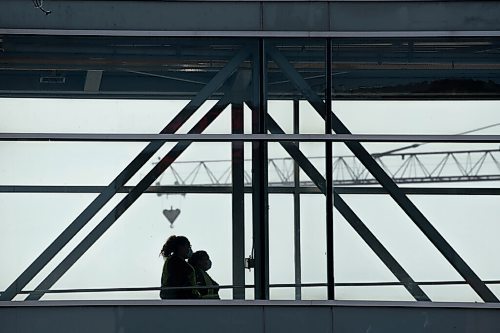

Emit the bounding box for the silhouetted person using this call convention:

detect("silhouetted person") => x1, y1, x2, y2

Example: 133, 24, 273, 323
160, 235, 200, 299
188, 250, 220, 299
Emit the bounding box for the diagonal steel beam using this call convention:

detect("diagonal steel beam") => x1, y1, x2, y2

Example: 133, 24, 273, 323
267, 45, 498, 302
26, 98, 231, 300
267, 116, 430, 301
0, 48, 250, 301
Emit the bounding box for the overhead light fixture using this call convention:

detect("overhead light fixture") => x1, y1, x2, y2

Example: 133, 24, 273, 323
40, 76, 65, 84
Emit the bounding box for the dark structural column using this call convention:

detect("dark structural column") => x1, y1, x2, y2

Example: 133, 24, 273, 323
252, 40, 270, 300
232, 102, 245, 299
293, 99, 302, 300
325, 38, 335, 300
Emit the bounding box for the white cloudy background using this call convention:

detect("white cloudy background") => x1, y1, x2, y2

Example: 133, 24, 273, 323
1, 98, 500, 302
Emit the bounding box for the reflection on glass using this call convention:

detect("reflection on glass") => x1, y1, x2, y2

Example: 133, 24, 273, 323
0, 36, 249, 99
267, 39, 325, 100
332, 38, 500, 99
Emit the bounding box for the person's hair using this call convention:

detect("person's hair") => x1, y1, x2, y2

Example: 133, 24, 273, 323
160, 235, 189, 258
188, 250, 208, 267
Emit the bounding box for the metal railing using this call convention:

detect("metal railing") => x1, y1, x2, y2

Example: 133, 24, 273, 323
3, 279, 500, 298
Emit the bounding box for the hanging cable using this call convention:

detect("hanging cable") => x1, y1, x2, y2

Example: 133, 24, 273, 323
32, 0, 52, 15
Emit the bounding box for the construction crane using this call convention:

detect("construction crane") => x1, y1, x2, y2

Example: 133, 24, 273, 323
155, 123, 500, 226
155, 148, 500, 187
155, 123, 500, 187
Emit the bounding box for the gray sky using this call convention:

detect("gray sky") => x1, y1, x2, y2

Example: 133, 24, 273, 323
1, 98, 500, 302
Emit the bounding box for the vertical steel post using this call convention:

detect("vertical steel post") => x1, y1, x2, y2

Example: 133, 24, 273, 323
293, 99, 302, 300
252, 39, 269, 300
325, 38, 335, 300
232, 102, 245, 299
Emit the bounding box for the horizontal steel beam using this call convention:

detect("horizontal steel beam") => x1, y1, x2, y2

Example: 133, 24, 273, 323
3, 299, 500, 309
3, 300, 500, 333
2, 133, 500, 142
2, 186, 500, 196
3, 29, 500, 38
2, 1, 500, 34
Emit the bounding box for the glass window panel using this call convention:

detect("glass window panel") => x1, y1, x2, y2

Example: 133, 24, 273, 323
42, 291, 160, 301
301, 286, 327, 301
270, 288, 295, 301
268, 100, 293, 134
299, 101, 324, 135
299, 142, 326, 184
269, 194, 295, 298
3, 34, 500, 305
332, 100, 500, 135
243, 104, 254, 135
0, 98, 183, 134
420, 285, 483, 303
339, 194, 463, 283
43, 193, 233, 300
21, 193, 128, 293
332, 140, 499, 302
488, 285, 500, 300
1, 142, 237, 300
0, 193, 98, 292
335, 286, 413, 302
333, 210, 400, 284
268, 143, 295, 187
0, 141, 150, 186
139, 142, 232, 188
409, 195, 500, 281
300, 195, 326, 288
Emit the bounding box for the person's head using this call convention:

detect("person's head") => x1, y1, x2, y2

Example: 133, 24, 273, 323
160, 235, 192, 259
188, 250, 212, 271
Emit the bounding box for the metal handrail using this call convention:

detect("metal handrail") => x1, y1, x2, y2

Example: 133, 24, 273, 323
4, 279, 500, 296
